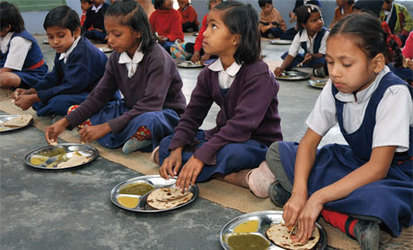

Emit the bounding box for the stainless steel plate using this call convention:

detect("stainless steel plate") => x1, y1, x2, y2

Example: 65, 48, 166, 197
0, 115, 32, 133
24, 143, 98, 169
111, 175, 199, 213
220, 210, 327, 250
270, 39, 292, 45
308, 79, 327, 89
177, 61, 204, 68
276, 70, 311, 81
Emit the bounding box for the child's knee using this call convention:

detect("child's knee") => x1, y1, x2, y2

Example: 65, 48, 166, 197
247, 161, 276, 198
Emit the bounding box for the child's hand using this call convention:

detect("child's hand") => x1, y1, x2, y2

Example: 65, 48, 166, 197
78, 123, 111, 143
290, 196, 323, 244
191, 51, 201, 63
175, 156, 204, 192
45, 118, 69, 144
159, 147, 183, 179
274, 67, 284, 76
282, 192, 308, 234
14, 94, 38, 110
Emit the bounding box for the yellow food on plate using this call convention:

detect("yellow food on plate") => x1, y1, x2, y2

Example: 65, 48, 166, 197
233, 220, 259, 233
117, 196, 139, 209
29, 155, 49, 165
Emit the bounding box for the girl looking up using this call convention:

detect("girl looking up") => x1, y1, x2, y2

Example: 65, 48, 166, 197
45, 1, 186, 154
157, 1, 283, 192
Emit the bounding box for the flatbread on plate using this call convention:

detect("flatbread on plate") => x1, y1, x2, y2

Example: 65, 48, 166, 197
146, 187, 193, 210
3, 115, 32, 128
266, 223, 320, 250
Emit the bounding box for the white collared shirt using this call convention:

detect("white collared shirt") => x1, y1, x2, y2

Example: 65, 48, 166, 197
208, 58, 242, 89
306, 66, 413, 152
59, 36, 81, 64
118, 45, 144, 78
1, 32, 32, 71
288, 29, 329, 57
384, 4, 394, 23
91, 3, 103, 13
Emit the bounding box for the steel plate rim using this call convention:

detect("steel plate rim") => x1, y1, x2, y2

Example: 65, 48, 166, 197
308, 79, 327, 89
219, 210, 327, 250
24, 143, 99, 170
276, 70, 311, 81
270, 39, 292, 45
110, 175, 199, 213
0, 114, 33, 133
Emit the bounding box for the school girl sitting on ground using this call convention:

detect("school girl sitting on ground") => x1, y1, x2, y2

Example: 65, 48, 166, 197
82, 0, 109, 43
156, 1, 283, 192
258, 0, 288, 40
178, 0, 199, 32
0, 2, 48, 89
13, 6, 107, 117
247, 13, 412, 250
45, 1, 186, 154
150, 0, 184, 52
274, 4, 329, 78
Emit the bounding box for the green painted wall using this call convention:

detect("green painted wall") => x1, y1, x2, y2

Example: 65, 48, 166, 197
9, 0, 66, 12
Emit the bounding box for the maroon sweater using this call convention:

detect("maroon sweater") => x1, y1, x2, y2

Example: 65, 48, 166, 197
169, 60, 283, 165
66, 44, 186, 133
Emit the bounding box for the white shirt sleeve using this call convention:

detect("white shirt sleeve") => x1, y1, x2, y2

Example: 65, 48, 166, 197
288, 32, 301, 57
373, 85, 413, 152
318, 30, 329, 55
4, 37, 32, 71
306, 80, 338, 136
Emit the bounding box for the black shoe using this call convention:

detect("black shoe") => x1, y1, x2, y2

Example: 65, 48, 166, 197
268, 181, 291, 207
353, 220, 380, 250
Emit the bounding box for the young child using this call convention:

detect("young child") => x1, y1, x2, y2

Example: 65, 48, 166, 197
45, 1, 186, 154
178, 0, 199, 32
13, 6, 107, 117
403, 32, 413, 74
380, 0, 413, 44
157, 1, 283, 191
274, 4, 329, 77
0, 2, 48, 88
150, 0, 184, 52
82, 0, 109, 43
329, 0, 354, 28
189, 0, 221, 64
80, 0, 92, 27
258, 0, 287, 39
248, 13, 412, 249
284, 0, 321, 41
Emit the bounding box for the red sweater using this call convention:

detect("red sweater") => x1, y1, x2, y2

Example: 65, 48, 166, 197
178, 5, 199, 25
149, 9, 184, 42
194, 14, 208, 52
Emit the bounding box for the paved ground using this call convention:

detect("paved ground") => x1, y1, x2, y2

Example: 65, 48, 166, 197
0, 34, 412, 249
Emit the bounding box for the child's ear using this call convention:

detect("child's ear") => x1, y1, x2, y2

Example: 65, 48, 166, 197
372, 53, 386, 74
74, 27, 81, 38
232, 34, 240, 47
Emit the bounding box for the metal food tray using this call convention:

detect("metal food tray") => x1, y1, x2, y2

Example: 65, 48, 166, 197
24, 143, 98, 170
308, 79, 328, 89
0, 115, 32, 133
270, 39, 292, 45
276, 70, 311, 81
220, 210, 327, 250
111, 175, 199, 213
177, 61, 204, 69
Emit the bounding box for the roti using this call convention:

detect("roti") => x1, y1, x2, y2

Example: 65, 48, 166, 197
146, 187, 193, 210
266, 223, 320, 250
3, 115, 32, 127
56, 152, 89, 168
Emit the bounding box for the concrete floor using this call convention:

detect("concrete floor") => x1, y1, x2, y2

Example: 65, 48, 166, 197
1, 34, 411, 250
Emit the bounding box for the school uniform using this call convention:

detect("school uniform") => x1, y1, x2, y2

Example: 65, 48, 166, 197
259, 8, 287, 39
275, 67, 413, 236
0, 31, 48, 87
380, 2, 413, 43
282, 27, 329, 69
159, 59, 283, 182
32, 37, 107, 116
82, 3, 109, 42
178, 5, 199, 32
150, 9, 184, 51
65, 43, 186, 150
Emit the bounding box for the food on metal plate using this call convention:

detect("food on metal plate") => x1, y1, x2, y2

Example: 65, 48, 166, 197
233, 220, 259, 233
266, 223, 320, 249
119, 182, 154, 196
227, 233, 270, 250
117, 196, 140, 209
146, 187, 193, 210
2, 114, 32, 127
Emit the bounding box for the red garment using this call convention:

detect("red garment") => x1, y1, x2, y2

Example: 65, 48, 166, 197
178, 5, 199, 25
402, 32, 413, 59
194, 14, 208, 52
149, 9, 184, 42
80, 11, 86, 27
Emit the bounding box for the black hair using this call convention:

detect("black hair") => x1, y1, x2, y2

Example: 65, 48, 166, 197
353, 0, 384, 17
0, 1, 25, 33
258, 0, 272, 8
43, 6, 80, 34
295, 4, 322, 31
154, 0, 165, 10
213, 1, 261, 64
105, 0, 154, 53
80, 0, 92, 3
208, 0, 221, 10
329, 13, 388, 60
